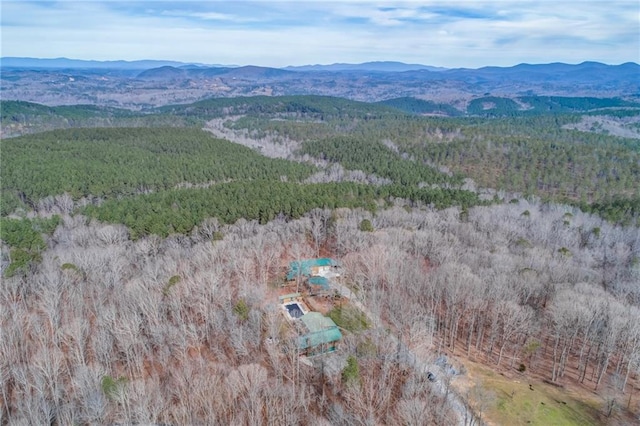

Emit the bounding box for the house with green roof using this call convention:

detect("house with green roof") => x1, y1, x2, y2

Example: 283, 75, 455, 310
286, 258, 338, 281
297, 312, 342, 355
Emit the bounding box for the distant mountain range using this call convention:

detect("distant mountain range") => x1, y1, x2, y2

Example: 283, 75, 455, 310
405, 61, 640, 85
1, 57, 638, 108
2, 57, 637, 79
138, 61, 639, 84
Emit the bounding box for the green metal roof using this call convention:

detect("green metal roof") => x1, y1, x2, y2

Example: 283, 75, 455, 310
287, 258, 337, 280
297, 312, 342, 350
308, 276, 330, 289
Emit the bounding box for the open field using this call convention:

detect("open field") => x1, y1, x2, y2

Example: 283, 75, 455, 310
455, 358, 639, 426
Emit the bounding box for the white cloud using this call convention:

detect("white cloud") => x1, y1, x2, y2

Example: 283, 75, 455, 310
1, 1, 637, 67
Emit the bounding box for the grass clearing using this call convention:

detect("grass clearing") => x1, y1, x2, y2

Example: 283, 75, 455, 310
457, 360, 604, 426
327, 304, 370, 333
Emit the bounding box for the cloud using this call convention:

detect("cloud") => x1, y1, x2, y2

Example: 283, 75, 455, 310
1, 1, 638, 67
168, 11, 235, 21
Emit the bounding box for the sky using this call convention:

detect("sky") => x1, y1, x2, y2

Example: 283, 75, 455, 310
1, 0, 639, 68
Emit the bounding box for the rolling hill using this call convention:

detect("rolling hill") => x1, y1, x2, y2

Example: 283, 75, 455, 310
2, 59, 638, 107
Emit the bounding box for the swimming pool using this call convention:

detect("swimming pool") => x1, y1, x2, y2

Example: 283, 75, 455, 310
285, 302, 305, 319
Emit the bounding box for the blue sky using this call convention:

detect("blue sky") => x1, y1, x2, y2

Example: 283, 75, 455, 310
1, 1, 638, 67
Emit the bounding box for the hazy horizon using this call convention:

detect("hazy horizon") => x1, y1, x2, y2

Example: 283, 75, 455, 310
2, 56, 639, 70
1, 1, 638, 69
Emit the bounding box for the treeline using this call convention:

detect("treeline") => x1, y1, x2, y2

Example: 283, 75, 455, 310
84, 181, 480, 239
0, 127, 314, 213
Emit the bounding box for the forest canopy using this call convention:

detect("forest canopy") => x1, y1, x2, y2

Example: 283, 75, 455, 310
1, 95, 639, 227
0, 127, 314, 209
84, 181, 480, 239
